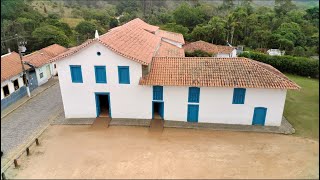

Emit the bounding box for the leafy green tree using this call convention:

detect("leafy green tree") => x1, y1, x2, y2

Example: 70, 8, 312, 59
278, 38, 294, 52
75, 21, 98, 41
173, 2, 206, 30
161, 23, 189, 38
32, 25, 70, 49
221, 0, 235, 10
274, 0, 297, 16
109, 18, 119, 29
292, 46, 305, 57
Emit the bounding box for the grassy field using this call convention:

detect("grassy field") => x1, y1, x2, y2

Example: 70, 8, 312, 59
284, 74, 319, 140
60, 18, 84, 28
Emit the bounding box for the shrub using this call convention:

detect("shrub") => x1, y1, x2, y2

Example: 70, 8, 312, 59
239, 51, 319, 78
185, 50, 213, 57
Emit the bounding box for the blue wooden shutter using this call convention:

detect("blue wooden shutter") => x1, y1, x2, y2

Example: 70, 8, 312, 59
187, 104, 199, 122
188, 87, 200, 103
118, 66, 130, 84
95, 66, 107, 83
70, 65, 83, 83
153, 86, 163, 100
232, 88, 246, 104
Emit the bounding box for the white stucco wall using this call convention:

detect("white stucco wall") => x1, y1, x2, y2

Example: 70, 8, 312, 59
163, 86, 287, 126
56, 41, 288, 126
231, 49, 237, 57
36, 64, 52, 86
162, 38, 183, 48
216, 53, 231, 58
1, 73, 25, 100
57, 41, 152, 119
51, 62, 58, 76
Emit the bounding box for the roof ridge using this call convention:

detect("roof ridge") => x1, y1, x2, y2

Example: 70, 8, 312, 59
245, 58, 301, 89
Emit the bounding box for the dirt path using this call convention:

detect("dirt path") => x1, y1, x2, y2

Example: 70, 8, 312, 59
7, 125, 319, 179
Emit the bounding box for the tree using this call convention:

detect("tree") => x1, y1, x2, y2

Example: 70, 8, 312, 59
207, 17, 227, 44
32, 25, 70, 49
161, 23, 189, 38
75, 21, 97, 41
292, 46, 305, 57
278, 38, 294, 52
173, 2, 206, 30
221, 0, 235, 10
274, 0, 297, 16
191, 25, 211, 42
109, 18, 119, 29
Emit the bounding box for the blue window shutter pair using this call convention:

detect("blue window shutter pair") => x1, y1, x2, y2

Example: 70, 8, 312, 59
118, 66, 130, 84
94, 66, 107, 83
232, 88, 246, 104
153, 86, 163, 100
188, 87, 200, 103
70, 65, 83, 83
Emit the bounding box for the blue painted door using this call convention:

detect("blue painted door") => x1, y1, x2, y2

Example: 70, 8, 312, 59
95, 94, 100, 117
187, 104, 199, 122
252, 107, 267, 125
159, 102, 164, 119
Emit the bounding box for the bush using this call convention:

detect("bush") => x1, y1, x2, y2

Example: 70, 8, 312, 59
239, 51, 319, 78
185, 50, 213, 57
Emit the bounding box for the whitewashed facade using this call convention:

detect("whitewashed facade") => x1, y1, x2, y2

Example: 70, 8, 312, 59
57, 42, 287, 126
1, 74, 25, 100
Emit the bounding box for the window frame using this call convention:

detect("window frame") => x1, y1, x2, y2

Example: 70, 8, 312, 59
118, 66, 130, 84
13, 79, 19, 91
94, 66, 107, 84
70, 65, 83, 83
188, 87, 200, 103
3, 85, 10, 97
232, 88, 246, 104
153, 86, 163, 101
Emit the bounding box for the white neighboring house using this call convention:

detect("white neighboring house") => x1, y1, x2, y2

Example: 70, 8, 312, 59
267, 49, 285, 56
23, 44, 68, 86
1, 52, 31, 110
183, 40, 237, 57
51, 18, 299, 127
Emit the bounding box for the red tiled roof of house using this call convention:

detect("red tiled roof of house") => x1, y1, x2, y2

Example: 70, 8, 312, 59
50, 18, 163, 65
156, 30, 185, 44
23, 44, 68, 67
155, 41, 185, 57
1, 52, 31, 82
139, 57, 300, 90
123, 18, 159, 33
183, 41, 234, 54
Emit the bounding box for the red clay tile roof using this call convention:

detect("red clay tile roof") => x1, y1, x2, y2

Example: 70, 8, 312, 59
139, 57, 300, 90
155, 41, 185, 57
156, 30, 185, 44
1, 52, 31, 82
183, 41, 234, 54
51, 18, 163, 65
23, 44, 68, 67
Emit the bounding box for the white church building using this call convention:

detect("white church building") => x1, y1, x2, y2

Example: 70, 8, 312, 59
51, 18, 300, 126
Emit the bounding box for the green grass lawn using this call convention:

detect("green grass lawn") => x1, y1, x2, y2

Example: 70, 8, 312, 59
60, 18, 84, 28
284, 74, 319, 140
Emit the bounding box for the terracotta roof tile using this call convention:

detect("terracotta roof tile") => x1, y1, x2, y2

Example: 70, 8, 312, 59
155, 41, 185, 57
1, 52, 31, 82
156, 30, 185, 44
51, 18, 162, 65
183, 41, 234, 54
23, 44, 68, 67
139, 57, 300, 90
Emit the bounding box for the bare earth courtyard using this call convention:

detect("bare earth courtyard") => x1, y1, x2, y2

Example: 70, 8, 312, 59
6, 125, 319, 179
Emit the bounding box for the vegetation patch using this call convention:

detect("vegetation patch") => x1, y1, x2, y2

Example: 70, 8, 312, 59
239, 51, 319, 78
284, 74, 319, 139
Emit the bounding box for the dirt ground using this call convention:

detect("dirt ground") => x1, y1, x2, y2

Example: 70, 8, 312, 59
6, 125, 319, 179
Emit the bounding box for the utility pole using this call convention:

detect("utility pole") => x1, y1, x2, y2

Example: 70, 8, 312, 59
15, 34, 30, 97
